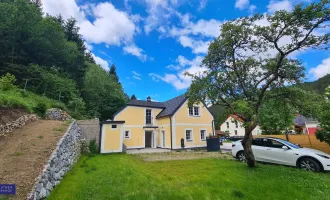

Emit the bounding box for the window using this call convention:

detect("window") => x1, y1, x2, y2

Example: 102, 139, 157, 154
124, 130, 131, 139
200, 130, 206, 141
111, 124, 117, 129
185, 129, 193, 141
234, 130, 237, 135
264, 139, 284, 149
189, 107, 194, 116
146, 109, 152, 125
188, 106, 200, 116
252, 138, 264, 146
226, 122, 229, 129
235, 121, 238, 128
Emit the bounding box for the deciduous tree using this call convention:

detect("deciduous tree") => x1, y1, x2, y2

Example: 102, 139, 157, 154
186, 1, 330, 167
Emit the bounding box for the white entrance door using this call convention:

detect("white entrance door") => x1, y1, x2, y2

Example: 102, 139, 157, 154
161, 130, 165, 148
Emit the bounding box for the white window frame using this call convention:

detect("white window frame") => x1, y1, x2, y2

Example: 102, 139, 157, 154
235, 121, 238, 128
110, 124, 118, 130
185, 129, 194, 142
234, 130, 238, 135
188, 106, 201, 117
124, 129, 131, 139
200, 129, 207, 141
226, 122, 229, 129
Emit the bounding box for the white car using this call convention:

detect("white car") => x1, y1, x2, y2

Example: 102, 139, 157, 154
232, 137, 330, 172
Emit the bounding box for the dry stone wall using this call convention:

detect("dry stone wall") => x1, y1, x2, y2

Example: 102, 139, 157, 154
0, 114, 37, 137
27, 121, 85, 200
45, 108, 71, 121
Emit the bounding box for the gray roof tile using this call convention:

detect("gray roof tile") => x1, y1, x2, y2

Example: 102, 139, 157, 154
124, 94, 187, 119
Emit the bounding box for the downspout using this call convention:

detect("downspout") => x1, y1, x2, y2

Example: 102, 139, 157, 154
98, 122, 103, 153
212, 120, 215, 136
170, 117, 173, 150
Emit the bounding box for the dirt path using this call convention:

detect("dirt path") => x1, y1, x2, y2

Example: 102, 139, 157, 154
0, 120, 69, 200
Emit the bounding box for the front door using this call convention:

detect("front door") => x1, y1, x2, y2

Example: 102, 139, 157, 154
162, 130, 165, 148
145, 131, 152, 148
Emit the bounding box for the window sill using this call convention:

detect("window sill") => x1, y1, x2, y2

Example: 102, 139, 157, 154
124, 138, 130, 139
201, 139, 206, 141
188, 115, 201, 117
186, 140, 193, 142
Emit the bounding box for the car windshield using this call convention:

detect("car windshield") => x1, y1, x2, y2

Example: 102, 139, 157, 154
276, 139, 300, 149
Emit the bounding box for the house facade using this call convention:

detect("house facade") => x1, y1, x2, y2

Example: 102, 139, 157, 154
100, 95, 215, 153
293, 114, 320, 135
219, 114, 262, 136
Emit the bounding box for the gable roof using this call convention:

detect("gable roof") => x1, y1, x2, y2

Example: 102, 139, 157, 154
113, 94, 187, 119
225, 114, 245, 123
156, 94, 187, 118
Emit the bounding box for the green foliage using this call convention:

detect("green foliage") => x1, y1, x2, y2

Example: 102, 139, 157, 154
316, 86, 330, 145
34, 102, 47, 117
0, 73, 17, 91
297, 74, 330, 95
88, 139, 99, 154
130, 94, 137, 100
83, 62, 127, 120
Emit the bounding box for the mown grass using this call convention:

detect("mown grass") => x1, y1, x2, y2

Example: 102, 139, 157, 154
48, 154, 330, 200
0, 89, 67, 114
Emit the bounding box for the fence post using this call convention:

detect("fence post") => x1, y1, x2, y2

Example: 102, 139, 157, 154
307, 134, 313, 148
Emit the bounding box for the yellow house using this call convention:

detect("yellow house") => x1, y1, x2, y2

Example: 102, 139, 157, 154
100, 94, 215, 153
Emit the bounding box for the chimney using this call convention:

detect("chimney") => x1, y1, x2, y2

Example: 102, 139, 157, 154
147, 96, 151, 102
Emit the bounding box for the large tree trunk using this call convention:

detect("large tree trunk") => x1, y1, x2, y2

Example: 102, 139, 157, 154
242, 123, 257, 168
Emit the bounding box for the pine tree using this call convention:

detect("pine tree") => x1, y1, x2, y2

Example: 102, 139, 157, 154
131, 94, 137, 100
109, 64, 120, 84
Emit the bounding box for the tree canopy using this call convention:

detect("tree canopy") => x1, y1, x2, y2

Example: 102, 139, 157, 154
0, 0, 127, 119
186, 0, 330, 167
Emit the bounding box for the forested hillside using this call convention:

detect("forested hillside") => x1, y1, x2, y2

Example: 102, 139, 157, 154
0, 0, 128, 119
296, 74, 330, 94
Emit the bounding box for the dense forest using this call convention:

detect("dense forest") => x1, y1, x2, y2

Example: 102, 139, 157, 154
0, 0, 128, 119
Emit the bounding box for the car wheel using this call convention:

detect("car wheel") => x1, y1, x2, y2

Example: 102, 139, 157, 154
298, 158, 321, 172
236, 151, 246, 162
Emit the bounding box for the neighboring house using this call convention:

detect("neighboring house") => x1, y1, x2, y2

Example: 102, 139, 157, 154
293, 114, 320, 135
219, 114, 262, 136
100, 95, 215, 153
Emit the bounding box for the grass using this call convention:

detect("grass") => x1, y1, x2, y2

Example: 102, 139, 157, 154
0, 88, 67, 114
37, 135, 44, 139
11, 151, 24, 156
48, 154, 330, 200
53, 127, 66, 132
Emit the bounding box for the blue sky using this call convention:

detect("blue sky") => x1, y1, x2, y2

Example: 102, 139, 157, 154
42, 0, 330, 102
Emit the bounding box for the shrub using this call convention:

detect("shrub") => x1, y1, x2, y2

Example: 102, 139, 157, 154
0, 73, 17, 91
89, 139, 99, 154
34, 103, 47, 117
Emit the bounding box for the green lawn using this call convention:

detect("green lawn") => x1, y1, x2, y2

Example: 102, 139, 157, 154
49, 154, 330, 200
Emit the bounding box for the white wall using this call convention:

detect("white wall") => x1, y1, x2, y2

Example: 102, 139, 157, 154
220, 116, 261, 136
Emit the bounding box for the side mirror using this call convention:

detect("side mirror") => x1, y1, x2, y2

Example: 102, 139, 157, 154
282, 146, 289, 150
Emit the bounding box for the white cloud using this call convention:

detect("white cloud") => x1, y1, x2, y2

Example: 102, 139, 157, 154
309, 57, 330, 80
235, 0, 250, 10
267, 0, 293, 13
42, 0, 148, 61
249, 5, 257, 13
132, 71, 141, 77
42, 0, 85, 22
198, 0, 208, 11
123, 45, 147, 61
92, 54, 109, 71
143, 0, 179, 34
178, 36, 210, 54
149, 56, 206, 90
170, 18, 222, 38
133, 75, 142, 80
79, 2, 136, 46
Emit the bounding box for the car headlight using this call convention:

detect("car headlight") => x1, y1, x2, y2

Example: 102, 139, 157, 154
316, 154, 330, 159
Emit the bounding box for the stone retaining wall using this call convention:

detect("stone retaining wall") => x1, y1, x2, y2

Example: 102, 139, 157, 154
0, 114, 38, 137
27, 121, 85, 200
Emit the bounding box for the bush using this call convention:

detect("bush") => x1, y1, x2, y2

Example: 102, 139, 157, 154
0, 73, 17, 91
89, 139, 99, 154
34, 103, 47, 117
